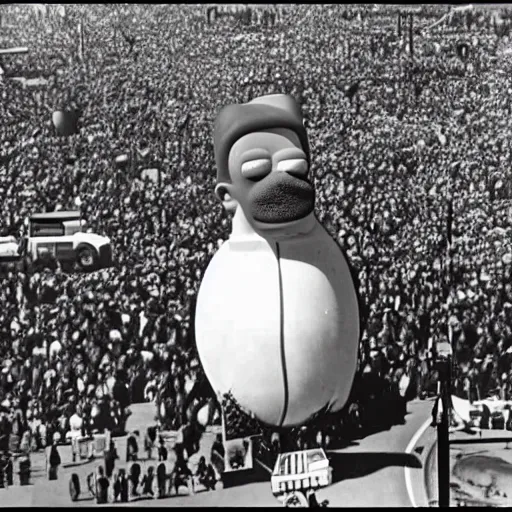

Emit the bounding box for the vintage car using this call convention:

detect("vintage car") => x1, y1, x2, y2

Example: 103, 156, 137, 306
0, 236, 20, 260
0, 211, 112, 271
271, 448, 332, 508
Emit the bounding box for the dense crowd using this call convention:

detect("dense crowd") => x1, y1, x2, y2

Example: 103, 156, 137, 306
0, 3, 512, 468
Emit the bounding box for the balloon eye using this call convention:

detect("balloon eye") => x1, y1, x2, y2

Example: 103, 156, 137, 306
241, 159, 272, 180
276, 159, 309, 176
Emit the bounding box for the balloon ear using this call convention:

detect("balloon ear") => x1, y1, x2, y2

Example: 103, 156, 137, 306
215, 183, 238, 212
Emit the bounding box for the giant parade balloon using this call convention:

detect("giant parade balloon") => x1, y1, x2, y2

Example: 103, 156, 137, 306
195, 94, 361, 428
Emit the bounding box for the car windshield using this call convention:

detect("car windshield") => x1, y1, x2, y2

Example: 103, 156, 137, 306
30, 221, 65, 237
306, 450, 325, 465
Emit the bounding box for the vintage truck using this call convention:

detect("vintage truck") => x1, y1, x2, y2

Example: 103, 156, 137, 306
271, 448, 332, 507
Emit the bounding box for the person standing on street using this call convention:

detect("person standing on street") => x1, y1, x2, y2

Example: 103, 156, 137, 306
47, 441, 61, 480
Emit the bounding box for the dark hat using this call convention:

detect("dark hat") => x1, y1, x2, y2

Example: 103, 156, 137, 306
213, 94, 310, 184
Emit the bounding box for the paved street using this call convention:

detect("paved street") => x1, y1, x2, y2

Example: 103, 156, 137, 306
1, 400, 434, 507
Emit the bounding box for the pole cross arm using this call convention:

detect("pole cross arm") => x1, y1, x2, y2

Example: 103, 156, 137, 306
0, 47, 29, 56
450, 437, 512, 445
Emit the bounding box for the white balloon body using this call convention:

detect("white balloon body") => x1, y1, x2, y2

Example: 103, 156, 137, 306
195, 211, 360, 428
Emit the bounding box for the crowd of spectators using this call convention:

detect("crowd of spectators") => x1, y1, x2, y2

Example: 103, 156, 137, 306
0, 3, 512, 464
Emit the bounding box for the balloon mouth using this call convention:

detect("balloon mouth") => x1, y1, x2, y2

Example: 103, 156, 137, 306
248, 172, 315, 225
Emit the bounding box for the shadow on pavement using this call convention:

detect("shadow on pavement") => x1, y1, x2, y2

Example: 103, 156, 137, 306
328, 451, 422, 484
222, 465, 271, 488
414, 446, 425, 456
130, 495, 160, 502
75, 496, 95, 502
326, 440, 360, 450
63, 460, 95, 469
331, 403, 412, 444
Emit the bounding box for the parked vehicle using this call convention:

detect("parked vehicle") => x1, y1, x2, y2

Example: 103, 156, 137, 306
0, 211, 113, 271
271, 449, 332, 508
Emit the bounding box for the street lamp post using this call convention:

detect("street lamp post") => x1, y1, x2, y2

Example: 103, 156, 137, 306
74, 196, 83, 230
435, 341, 453, 508
409, 13, 414, 58
115, 154, 129, 254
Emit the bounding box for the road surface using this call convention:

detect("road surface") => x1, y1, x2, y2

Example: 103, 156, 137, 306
2, 399, 434, 507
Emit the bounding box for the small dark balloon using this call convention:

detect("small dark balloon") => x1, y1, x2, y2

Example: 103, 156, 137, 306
52, 110, 79, 136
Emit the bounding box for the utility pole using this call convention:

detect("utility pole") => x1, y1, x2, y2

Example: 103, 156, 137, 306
78, 17, 85, 62
435, 341, 453, 508
409, 13, 414, 58
0, 47, 29, 57
0, 46, 28, 79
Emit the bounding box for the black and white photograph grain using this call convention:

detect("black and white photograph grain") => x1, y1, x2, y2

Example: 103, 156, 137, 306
0, 2, 512, 508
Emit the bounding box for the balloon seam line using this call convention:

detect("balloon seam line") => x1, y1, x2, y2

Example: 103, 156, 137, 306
276, 242, 289, 428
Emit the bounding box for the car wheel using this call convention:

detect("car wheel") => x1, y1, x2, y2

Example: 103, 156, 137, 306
76, 244, 98, 271
284, 492, 309, 508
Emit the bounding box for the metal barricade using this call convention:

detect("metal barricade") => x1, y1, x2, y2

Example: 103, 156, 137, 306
92, 431, 111, 458
71, 436, 91, 460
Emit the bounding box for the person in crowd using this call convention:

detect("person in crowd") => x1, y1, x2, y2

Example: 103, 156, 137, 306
19, 430, 31, 455
156, 462, 168, 499
5, 454, 13, 487
195, 455, 207, 480
104, 439, 118, 479
113, 468, 129, 503
47, 440, 61, 481
158, 436, 168, 462
126, 431, 139, 462
129, 462, 142, 499
0, 411, 11, 454
141, 465, 155, 498
195, 455, 216, 491
0, 452, 6, 489
144, 427, 155, 460
86, 471, 96, 497
95, 465, 110, 504
210, 433, 226, 473
203, 463, 217, 491
18, 451, 31, 486
181, 420, 203, 459
171, 450, 194, 496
